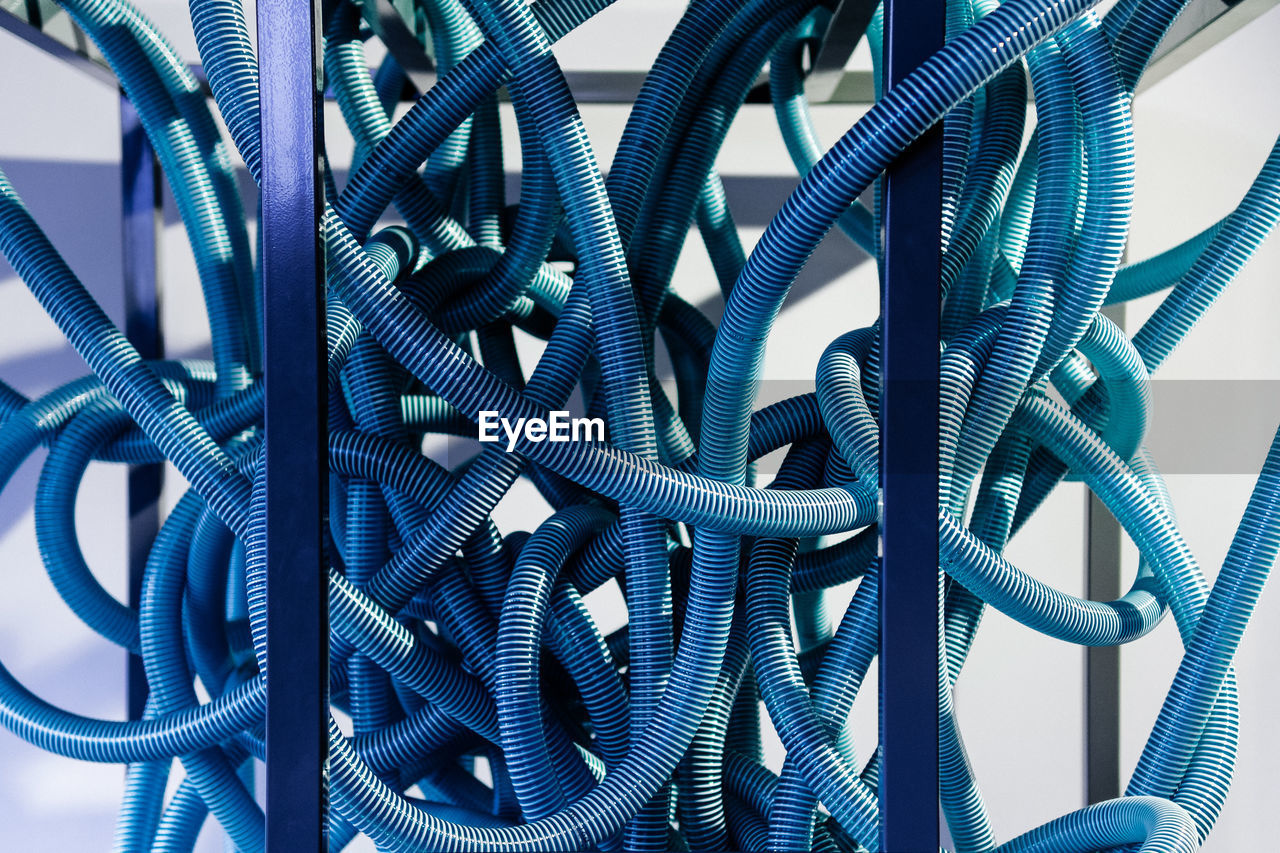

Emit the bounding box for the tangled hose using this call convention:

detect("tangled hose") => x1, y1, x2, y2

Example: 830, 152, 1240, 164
0, 0, 1277, 849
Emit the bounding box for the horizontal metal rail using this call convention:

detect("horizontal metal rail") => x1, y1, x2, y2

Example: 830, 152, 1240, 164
10, 0, 1272, 107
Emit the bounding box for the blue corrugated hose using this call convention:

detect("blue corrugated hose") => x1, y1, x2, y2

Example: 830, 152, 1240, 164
0, 0, 1277, 848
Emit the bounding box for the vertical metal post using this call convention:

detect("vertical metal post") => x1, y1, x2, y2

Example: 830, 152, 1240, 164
1085, 494, 1123, 802
1085, 304, 1125, 804
258, 0, 328, 848
120, 95, 162, 722
879, 0, 943, 847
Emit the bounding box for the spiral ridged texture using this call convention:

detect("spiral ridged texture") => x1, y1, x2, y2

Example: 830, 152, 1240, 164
0, 0, 1277, 849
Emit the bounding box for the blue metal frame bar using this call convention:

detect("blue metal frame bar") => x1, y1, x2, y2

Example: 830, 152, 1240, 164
258, 0, 329, 847
879, 0, 943, 847
120, 95, 163, 722
0, 4, 114, 86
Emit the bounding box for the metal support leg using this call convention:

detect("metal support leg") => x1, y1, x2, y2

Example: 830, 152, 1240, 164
120, 95, 162, 722
258, 0, 328, 847
879, 0, 943, 846
1085, 304, 1125, 804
